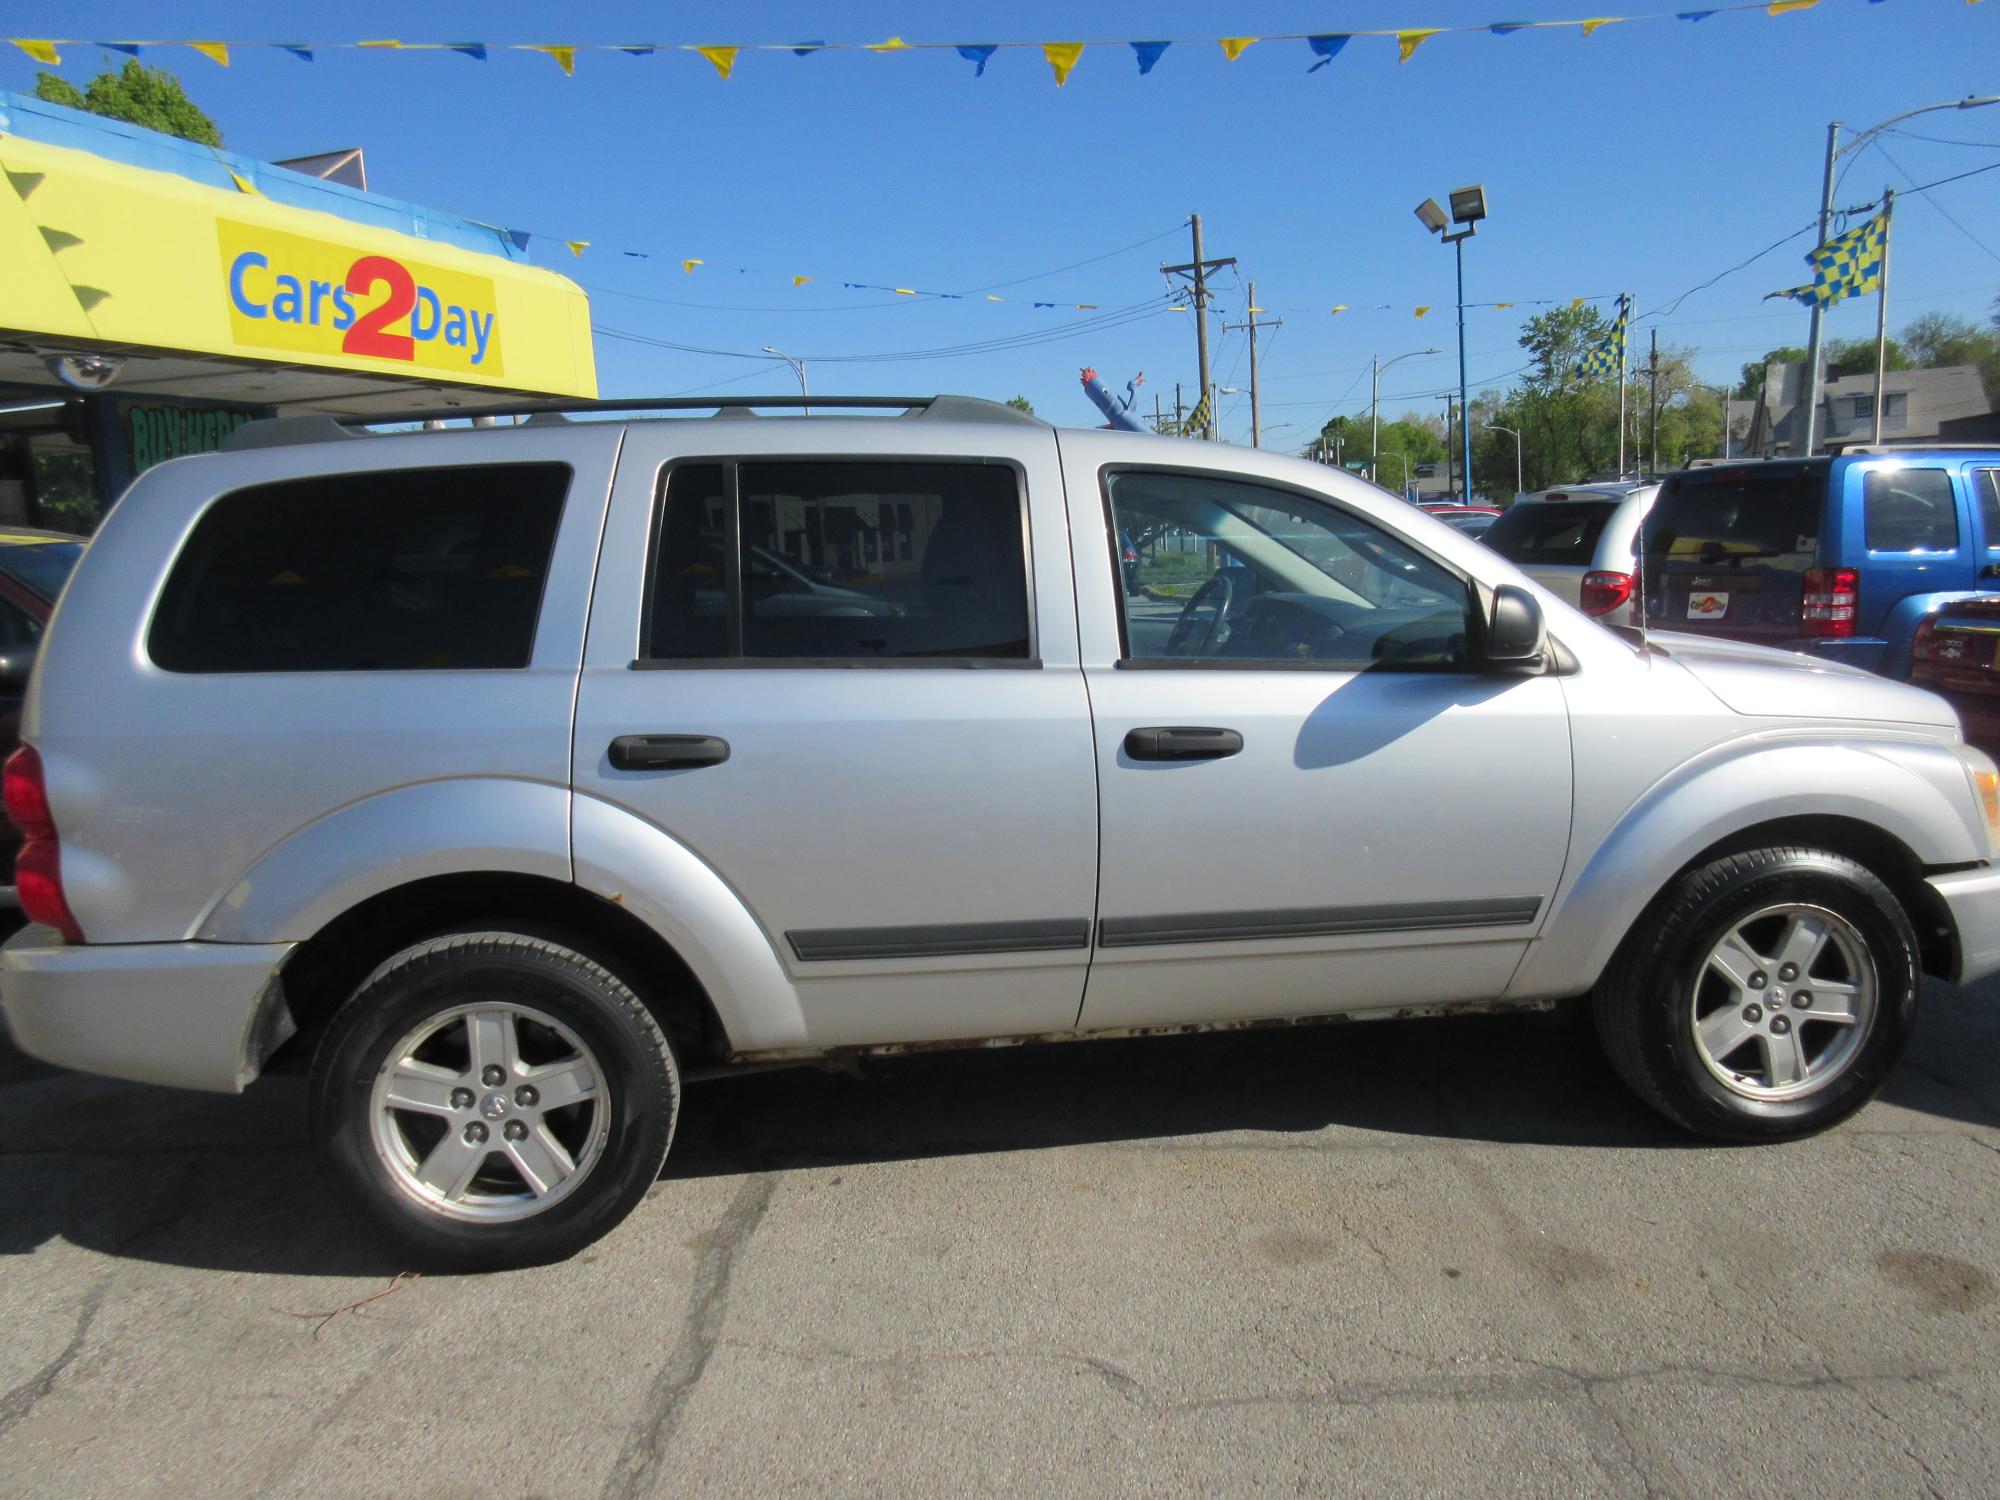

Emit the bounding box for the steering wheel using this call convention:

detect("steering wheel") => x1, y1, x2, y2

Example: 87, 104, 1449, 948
1164, 569, 1240, 657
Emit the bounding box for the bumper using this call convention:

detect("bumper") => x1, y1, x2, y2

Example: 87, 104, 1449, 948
1928, 866, 2000, 987
0, 925, 296, 1093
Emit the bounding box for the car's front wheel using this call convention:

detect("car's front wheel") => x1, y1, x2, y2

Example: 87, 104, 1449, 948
1595, 846, 1920, 1140
309, 931, 679, 1271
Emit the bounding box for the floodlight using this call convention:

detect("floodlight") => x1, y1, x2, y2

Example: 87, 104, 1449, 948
1414, 198, 1449, 235
1449, 185, 1488, 225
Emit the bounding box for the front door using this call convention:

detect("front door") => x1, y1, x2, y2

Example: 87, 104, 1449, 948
1061, 440, 1574, 1032
573, 422, 1099, 1050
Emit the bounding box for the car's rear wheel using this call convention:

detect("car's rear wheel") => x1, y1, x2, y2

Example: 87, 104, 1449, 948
1595, 847, 1919, 1139
309, 931, 678, 1271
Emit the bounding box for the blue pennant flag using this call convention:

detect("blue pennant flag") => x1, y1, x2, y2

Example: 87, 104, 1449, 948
449, 43, 487, 61
1130, 40, 1172, 74
792, 41, 827, 57
618, 47, 657, 57
503, 228, 532, 253
1305, 36, 1349, 70
276, 44, 314, 61
1488, 23, 1532, 34
623, 251, 649, 258
1676, 10, 1717, 19
97, 42, 141, 57
956, 44, 998, 76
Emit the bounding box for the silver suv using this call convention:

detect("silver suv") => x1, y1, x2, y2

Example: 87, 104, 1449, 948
7, 395, 2000, 1270
1482, 481, 1660, 620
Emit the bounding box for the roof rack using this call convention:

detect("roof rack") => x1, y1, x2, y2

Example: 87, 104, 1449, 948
1829, 442, 2000, 455
224, 394, 1045, 452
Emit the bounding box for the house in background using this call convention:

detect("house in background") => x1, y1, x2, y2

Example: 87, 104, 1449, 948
1743, 360, 2000, 456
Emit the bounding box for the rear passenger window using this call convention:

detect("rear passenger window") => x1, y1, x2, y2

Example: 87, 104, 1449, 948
149, 464, 570, 672
646, 460, 1031, 661
1977, 471, 2000, 551
1864, 468, 1958, 553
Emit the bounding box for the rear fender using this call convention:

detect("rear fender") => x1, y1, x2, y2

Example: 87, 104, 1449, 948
1875, 589, 1996, 680
1509, 736, 1985, 1000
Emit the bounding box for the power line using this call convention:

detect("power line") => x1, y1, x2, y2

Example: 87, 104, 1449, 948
1878, 143, 2000, 267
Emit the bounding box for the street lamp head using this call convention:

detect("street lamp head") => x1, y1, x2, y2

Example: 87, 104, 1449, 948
1414, 198, 1449, 235
1448, 185, 1488, 226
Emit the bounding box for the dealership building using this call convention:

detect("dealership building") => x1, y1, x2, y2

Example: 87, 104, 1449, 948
0, 89, 598, 530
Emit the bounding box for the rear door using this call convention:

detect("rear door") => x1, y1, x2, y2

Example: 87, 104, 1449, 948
571, 420, 1099, 1050
1839, 459, 1977, 636
1641, 462, 1828, 644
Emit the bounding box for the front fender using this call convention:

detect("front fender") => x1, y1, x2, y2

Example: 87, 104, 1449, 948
196, 777, 571, 942
1509, 735, 1986, 1000
570, 792, 807, 1054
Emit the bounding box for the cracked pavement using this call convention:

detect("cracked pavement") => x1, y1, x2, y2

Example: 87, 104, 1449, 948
2, 973, 1998, 1499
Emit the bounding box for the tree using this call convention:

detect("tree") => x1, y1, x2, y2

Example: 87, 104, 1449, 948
33, 61, 222, 145
1004, 395, 1035, 415
1736, 348, 1805, 400
1826, 337, 1912, 380
1902, 311, 2000, 396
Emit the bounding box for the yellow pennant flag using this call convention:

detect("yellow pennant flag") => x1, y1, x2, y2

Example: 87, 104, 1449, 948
695, 46, 738, 80
868, 37, 911, 52
1767, 0, 1818, 11
565, 241, 589, 257
186, 42, 230, 66
1043, 42, 1085, 85
1415, 306, 1432, 319
228, 171, 261, 196
893, 288, 918, 296
1579, 18, 1620, 35
1397, 30, 1441, 62
1495, 302, 1515, 310
359, 40, 403, 49
986, 295, 1005, 302
1219, 38, 1259, 61
1076, 304, 1099, 311
1330, 305, 1349, 315
682, 259, 703, 274
528, 45, 577, 75
11, 39, 60, 64
792, 275, 813, 287
1571, 296, 1587, 309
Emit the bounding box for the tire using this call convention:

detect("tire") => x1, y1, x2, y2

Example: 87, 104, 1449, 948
309, 931, 679, 1271
1593, 846, 1919, 1141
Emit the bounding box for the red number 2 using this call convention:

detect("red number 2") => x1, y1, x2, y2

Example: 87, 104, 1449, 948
342, 255, 417, 360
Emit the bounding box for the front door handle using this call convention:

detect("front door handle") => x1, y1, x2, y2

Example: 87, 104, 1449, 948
608, 734, 731, 771
1124, 726, 1243, 761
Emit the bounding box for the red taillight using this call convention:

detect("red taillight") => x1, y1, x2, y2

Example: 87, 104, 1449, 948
1579, 570, 1635, 617
1122, 544, 1138, 563
3, 745, 82, 943
1800, 567, 1859, 638
1911, 616, 1938, 664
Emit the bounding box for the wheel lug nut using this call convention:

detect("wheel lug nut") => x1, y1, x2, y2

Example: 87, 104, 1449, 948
1743, 1004, 1763, 1024
503, 1120, 528, 1141
1748, 972, 1768, 990
1793, 992, 1812, 1009
480, 1065, 505, 1086
1777, 963, 1799, 982
450, 1087, 475, 1109
515, 1085, 539, 1108
464, 1122, 489, 1144
1771, 1016, 1791, 1035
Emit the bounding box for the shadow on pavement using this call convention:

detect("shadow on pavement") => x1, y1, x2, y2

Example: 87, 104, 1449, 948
2, 979, 1995, 1276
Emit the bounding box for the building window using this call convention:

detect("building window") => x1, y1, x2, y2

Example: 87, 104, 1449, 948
1848, 393, 1908, 426
645, 460, 1031, 662
1850, 396, 1871, 420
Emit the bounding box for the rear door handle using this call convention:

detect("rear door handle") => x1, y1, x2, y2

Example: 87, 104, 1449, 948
608, 734, 731, 771
1123, 726, 1243, 761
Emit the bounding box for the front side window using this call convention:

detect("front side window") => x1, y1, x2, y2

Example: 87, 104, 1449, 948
1864, 468, 1958, 553
1978, 470, 2000, 552
150, 464, 571, 672
646, 459, 1030, 661
1105, 471, 1473, 668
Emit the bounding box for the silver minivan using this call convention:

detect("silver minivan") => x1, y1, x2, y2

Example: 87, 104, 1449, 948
1483, 482, 1659, 619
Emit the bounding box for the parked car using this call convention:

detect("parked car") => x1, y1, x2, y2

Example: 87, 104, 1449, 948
0, 528, 85, 910
1440, 511, 1499, 541
1483, 483, 1660, 618
7, 397, 2000, 1271
1638, 449, 2000, 677
1909, 595, 2000, 758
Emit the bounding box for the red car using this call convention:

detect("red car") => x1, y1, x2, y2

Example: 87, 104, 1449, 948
0, 528, 86, 911
1909, 596, 2000, 758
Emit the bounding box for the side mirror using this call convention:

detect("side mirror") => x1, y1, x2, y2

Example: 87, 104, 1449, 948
1484, 585, 1547, 673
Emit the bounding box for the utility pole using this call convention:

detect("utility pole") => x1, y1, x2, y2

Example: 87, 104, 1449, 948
1872, 186, 1896, 445
1801, 120, 1841, 457
1174, 383, 1185, 434
1616, 292, 1630, 480
1222, 281, 1283, 448
1153, 393, 1163, 434
1442, 396, 1456, 499
1646, 328, 1661, 479
1162, 214, 1235, 440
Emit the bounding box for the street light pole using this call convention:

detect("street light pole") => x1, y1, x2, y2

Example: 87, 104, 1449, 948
1454, 236, 1471, 503
1371, 347, 1440, 485
761, 346, 808, 414
1489, 424, 1522, 500
1799, 95, 1999, 454
1415, 186, 1487, 505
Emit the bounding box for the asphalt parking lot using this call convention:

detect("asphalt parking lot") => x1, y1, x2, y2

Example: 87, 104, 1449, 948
3, 975, 1998, 1499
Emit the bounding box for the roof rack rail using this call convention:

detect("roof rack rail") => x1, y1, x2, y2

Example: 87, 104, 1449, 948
223, 394, 1045, 452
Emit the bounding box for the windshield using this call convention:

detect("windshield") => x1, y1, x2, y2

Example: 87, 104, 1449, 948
1642, 465, 1825, 574
1484, 501, 1617, 565
0, 540, 83, 602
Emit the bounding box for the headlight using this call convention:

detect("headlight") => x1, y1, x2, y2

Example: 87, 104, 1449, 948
1959, 746, 2000, 857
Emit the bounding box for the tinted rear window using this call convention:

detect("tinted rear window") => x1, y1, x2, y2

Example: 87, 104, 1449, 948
150, 464, 570, 672
1642, 465, 1826, 573
0, 540, 83, 602
1482, 501, 1616, 564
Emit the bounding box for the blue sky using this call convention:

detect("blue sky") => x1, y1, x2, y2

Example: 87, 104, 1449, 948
8, 2, 1998, 445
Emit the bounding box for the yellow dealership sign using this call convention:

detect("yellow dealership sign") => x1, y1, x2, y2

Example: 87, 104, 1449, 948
0, 135, 594, 397
218, 220, 506, 377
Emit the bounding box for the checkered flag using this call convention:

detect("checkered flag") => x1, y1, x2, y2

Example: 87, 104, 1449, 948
1573, 295, 1628, 384
1767, 212, 1887, 309
1180, 388, 1213, 437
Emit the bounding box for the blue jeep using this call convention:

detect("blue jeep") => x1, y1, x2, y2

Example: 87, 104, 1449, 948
1639, 448, 2000, 678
